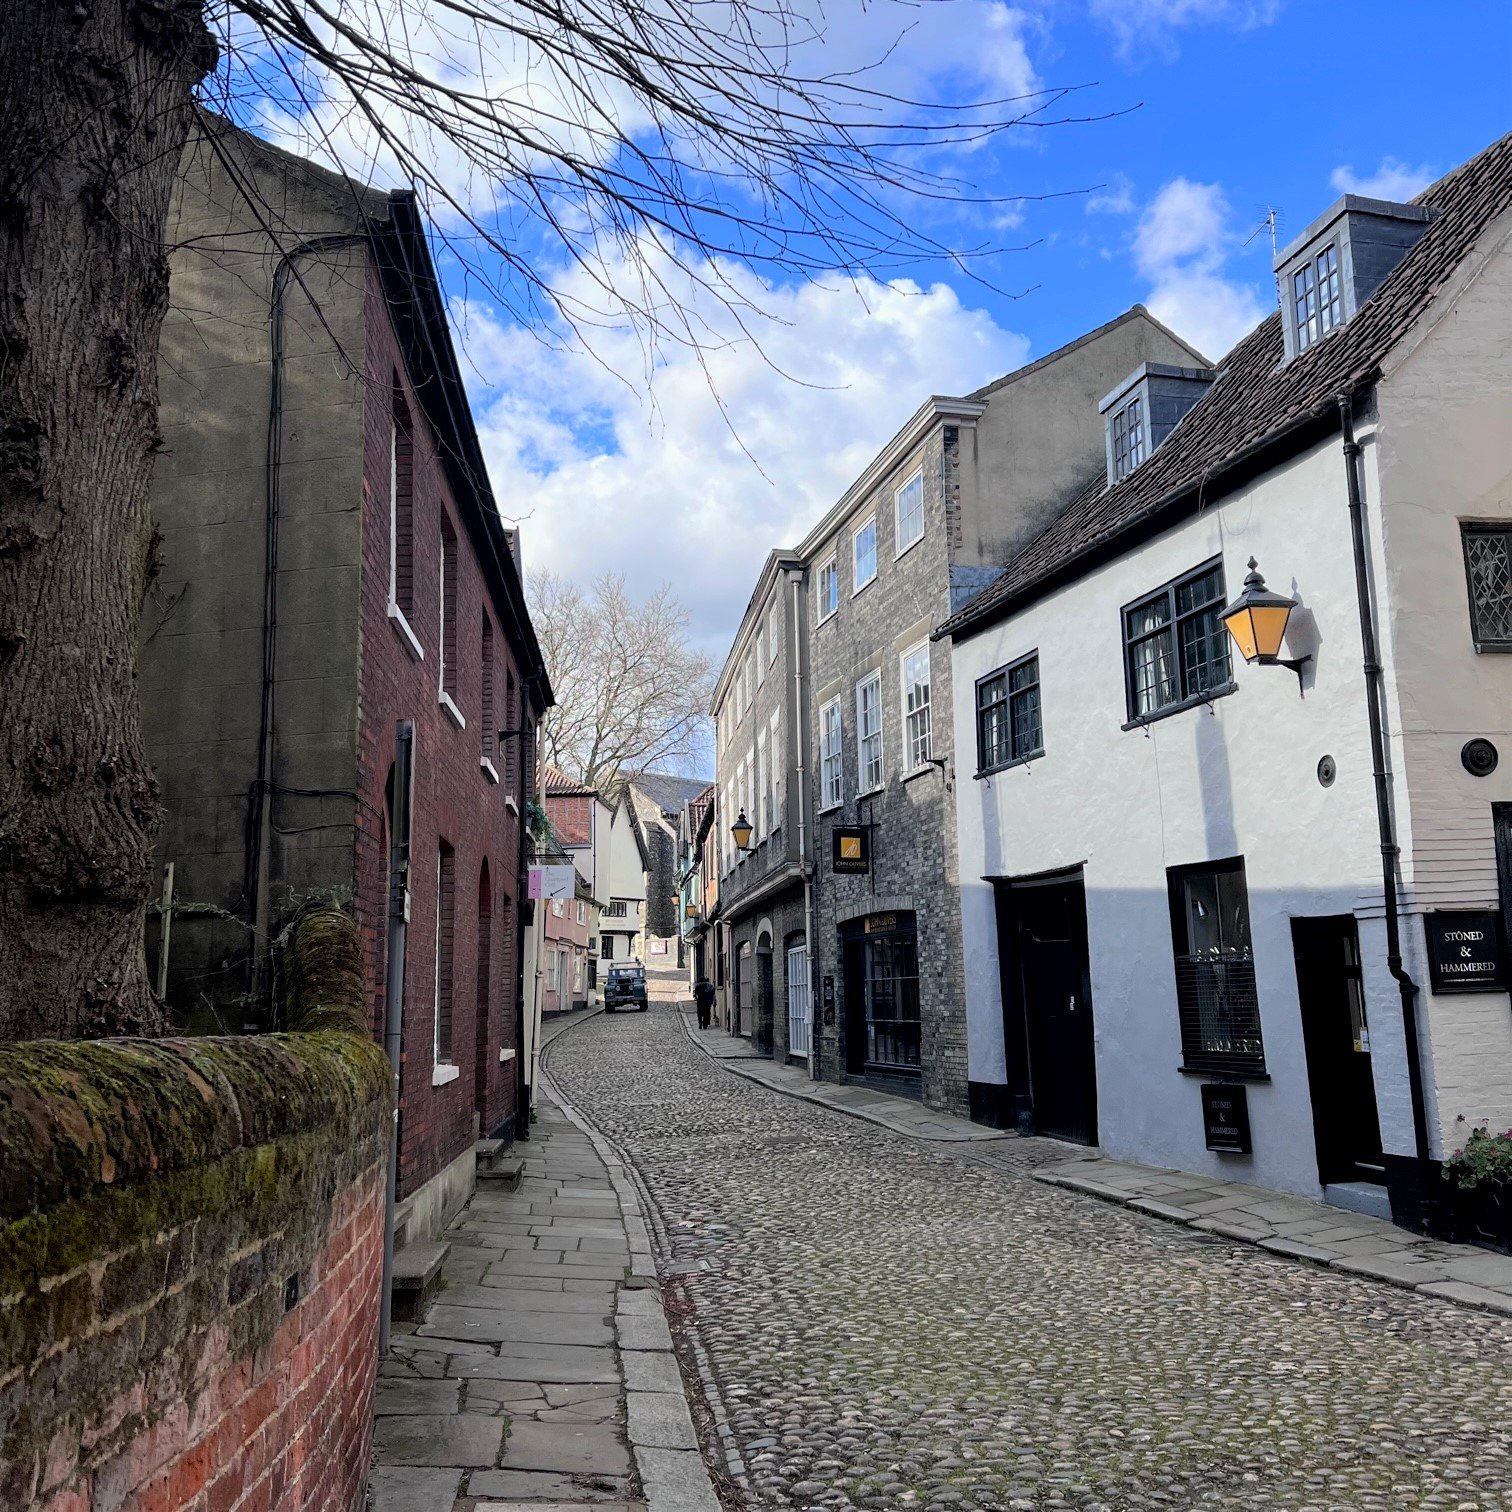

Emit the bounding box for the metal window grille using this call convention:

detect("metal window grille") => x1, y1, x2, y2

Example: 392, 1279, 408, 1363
1463, 525, 1512, 648
481, 620, 495, 757
434, 841, 455, 1061
439, 525, 459, 697
1124, 560, 1230, 719
786, 943, 812, 1057
390, 382, 414, 615
1169, 861, 1265, 1074
865, 933, 921, 1068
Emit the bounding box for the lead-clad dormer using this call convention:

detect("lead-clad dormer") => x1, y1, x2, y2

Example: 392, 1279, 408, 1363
1098, 363, 1215, 486
1274, 194, 1435, 363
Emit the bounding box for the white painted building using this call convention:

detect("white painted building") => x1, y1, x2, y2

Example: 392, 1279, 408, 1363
940, 134, 1512, 1229
598, 792, 649, 962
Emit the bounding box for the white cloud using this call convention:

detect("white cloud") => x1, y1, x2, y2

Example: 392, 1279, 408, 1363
457, 248, 1029, 658
1330, 157, 1436, 202
1132, 177, 1268, 359
1086, 173, 1136, 215
1089, 0, 1282, 59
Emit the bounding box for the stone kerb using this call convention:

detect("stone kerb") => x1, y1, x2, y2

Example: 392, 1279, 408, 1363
0, 908, 391, 1512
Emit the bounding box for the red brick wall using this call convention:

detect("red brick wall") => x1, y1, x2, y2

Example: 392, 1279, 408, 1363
1, 1031, 390, 1512
355, 266, 530, 1197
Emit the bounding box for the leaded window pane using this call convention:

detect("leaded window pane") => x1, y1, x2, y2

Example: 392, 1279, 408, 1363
977, 674, 1009, 770
1129, 627, 1176, 715
1464, 527, 1512, 647
1172, 863, 1265, 1072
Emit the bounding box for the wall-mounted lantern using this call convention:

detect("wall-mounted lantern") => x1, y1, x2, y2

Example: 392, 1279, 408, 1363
1221, 557, 1311, 691
731, 810, 753, 851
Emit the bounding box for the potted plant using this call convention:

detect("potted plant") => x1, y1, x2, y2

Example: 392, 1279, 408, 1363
1442, 1117, 1512, 1255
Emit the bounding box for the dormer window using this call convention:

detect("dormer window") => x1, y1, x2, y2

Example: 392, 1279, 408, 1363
1100, 364, 1212, 487
1276, 195, 1432, 364
1293, 243, 1343, 353
1110, 396, 1146, 481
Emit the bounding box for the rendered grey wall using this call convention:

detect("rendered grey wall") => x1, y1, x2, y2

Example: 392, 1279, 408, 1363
142, 133, 368, 1026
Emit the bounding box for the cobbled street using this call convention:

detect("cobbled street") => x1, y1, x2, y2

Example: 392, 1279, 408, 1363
546, 983, 1512, 1512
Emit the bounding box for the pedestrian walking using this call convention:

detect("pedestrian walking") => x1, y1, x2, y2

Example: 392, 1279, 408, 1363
694, 976, 715, 1030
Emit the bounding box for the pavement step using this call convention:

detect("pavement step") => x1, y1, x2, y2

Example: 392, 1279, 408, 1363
477, 1156, 525, 1191
475, 1136, 509, 1171
389, 1240, 449, 1324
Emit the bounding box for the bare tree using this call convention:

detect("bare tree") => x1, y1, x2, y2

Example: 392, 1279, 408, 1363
0, 0, 1087, 1035
532, 572, 711, 791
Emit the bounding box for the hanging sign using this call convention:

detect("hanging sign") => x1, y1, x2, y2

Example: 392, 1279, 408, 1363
1426, 911, 1507, 994
831, 826, 870, 875
528, 865, 576, 901
1200, 1083, 1252, 1154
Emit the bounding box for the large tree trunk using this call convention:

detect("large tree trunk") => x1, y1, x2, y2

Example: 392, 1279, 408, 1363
0, 1, 214, 1037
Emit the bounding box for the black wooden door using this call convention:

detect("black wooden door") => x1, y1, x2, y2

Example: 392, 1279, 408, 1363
1292, 916, 1384, 1185
1016, 878, 1098, 1145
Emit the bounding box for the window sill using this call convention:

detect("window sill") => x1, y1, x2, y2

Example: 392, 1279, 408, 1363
1176, 1063, 1270, 1082
505, 795, 519, 815
976, 749, 1044, 780
902, 764, 937, 785
388, 603, 424, 661
817, 802, 843, 817
1122, 681, 1236, 732
439, 690, 466, 730
480, 756, 500, 785
816, 610, 838, 629
852, 575, 877, 598
431, 1062, 461, 1087
499, 1047, 516, 1062
893, 532, 924, 564
857, 784, 885, 800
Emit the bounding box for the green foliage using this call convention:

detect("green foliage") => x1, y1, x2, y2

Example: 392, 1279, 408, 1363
1443, 1120, 1512, 1191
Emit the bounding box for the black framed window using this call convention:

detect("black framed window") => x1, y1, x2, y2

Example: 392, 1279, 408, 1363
1167, 858, 1265, 1076
1462, 523, 1512, 651
1294, 242, 1342, 352
864, 923, 920, 1070
1123, 559, 1231, 721
1111, 396, 1146, 481
977, 652, 1042, 773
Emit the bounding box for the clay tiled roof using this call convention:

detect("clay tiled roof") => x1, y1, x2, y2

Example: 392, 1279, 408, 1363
938, 130, 1512, 641
541, 763, 595, 796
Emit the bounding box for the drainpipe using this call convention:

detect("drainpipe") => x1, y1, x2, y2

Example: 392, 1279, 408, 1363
379, 720, 415, 1356
1338, 396, 1434, 1219
788, 566, 819, 1080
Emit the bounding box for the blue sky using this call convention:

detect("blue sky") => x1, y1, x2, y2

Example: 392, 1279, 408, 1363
253, 0, 1511, 676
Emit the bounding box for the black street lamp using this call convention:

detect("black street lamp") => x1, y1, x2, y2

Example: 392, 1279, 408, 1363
1221, 557, 1311, 690
731, 809, 753, 851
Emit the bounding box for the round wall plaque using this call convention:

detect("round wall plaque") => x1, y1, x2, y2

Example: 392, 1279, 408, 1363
1462, 738, 1499, 777
1316, 754, 1336, 788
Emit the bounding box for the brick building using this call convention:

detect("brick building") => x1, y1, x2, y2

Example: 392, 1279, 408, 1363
143, 119, 551, 1241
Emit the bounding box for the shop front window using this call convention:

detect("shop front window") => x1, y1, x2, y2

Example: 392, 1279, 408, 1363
864, 918, 920, 1069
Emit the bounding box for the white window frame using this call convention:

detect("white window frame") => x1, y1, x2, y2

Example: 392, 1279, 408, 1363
856, 671, 883, 792
895, 467, 925, 557
900, 641, 932, 771
769, 709, 783, 829
816, 557, 839, 623
819, 697, 843, 811
853, 516, 878, 594
767, 600, 780, 665
756, 731, 768, 839
756, 626, 767, 684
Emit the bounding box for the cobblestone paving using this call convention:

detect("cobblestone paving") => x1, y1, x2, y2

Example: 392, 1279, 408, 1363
547, 997, 1512, 1512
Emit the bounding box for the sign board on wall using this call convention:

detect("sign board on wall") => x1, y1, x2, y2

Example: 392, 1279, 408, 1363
527, 865, 576, 901
1200, 1083, 1252, 1154
831, 826, 870, 874
1425, 910, 1507, 994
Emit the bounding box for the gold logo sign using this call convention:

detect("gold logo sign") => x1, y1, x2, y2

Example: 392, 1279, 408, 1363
839, 836, 861, 860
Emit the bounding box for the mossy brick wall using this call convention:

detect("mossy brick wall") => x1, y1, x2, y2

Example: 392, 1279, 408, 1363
0, 1029, 390, 1512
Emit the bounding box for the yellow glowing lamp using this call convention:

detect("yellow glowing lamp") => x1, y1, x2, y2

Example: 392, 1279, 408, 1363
1221, 558, 1310, 691
731, 810, 753, 851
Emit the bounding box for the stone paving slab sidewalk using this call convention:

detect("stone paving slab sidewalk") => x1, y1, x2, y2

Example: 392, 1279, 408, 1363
679, 1001, 1512, 1319
370, 1018, 722, 1512
1036, 1153, 1512, 1315
679, 1006, 1013, 1143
